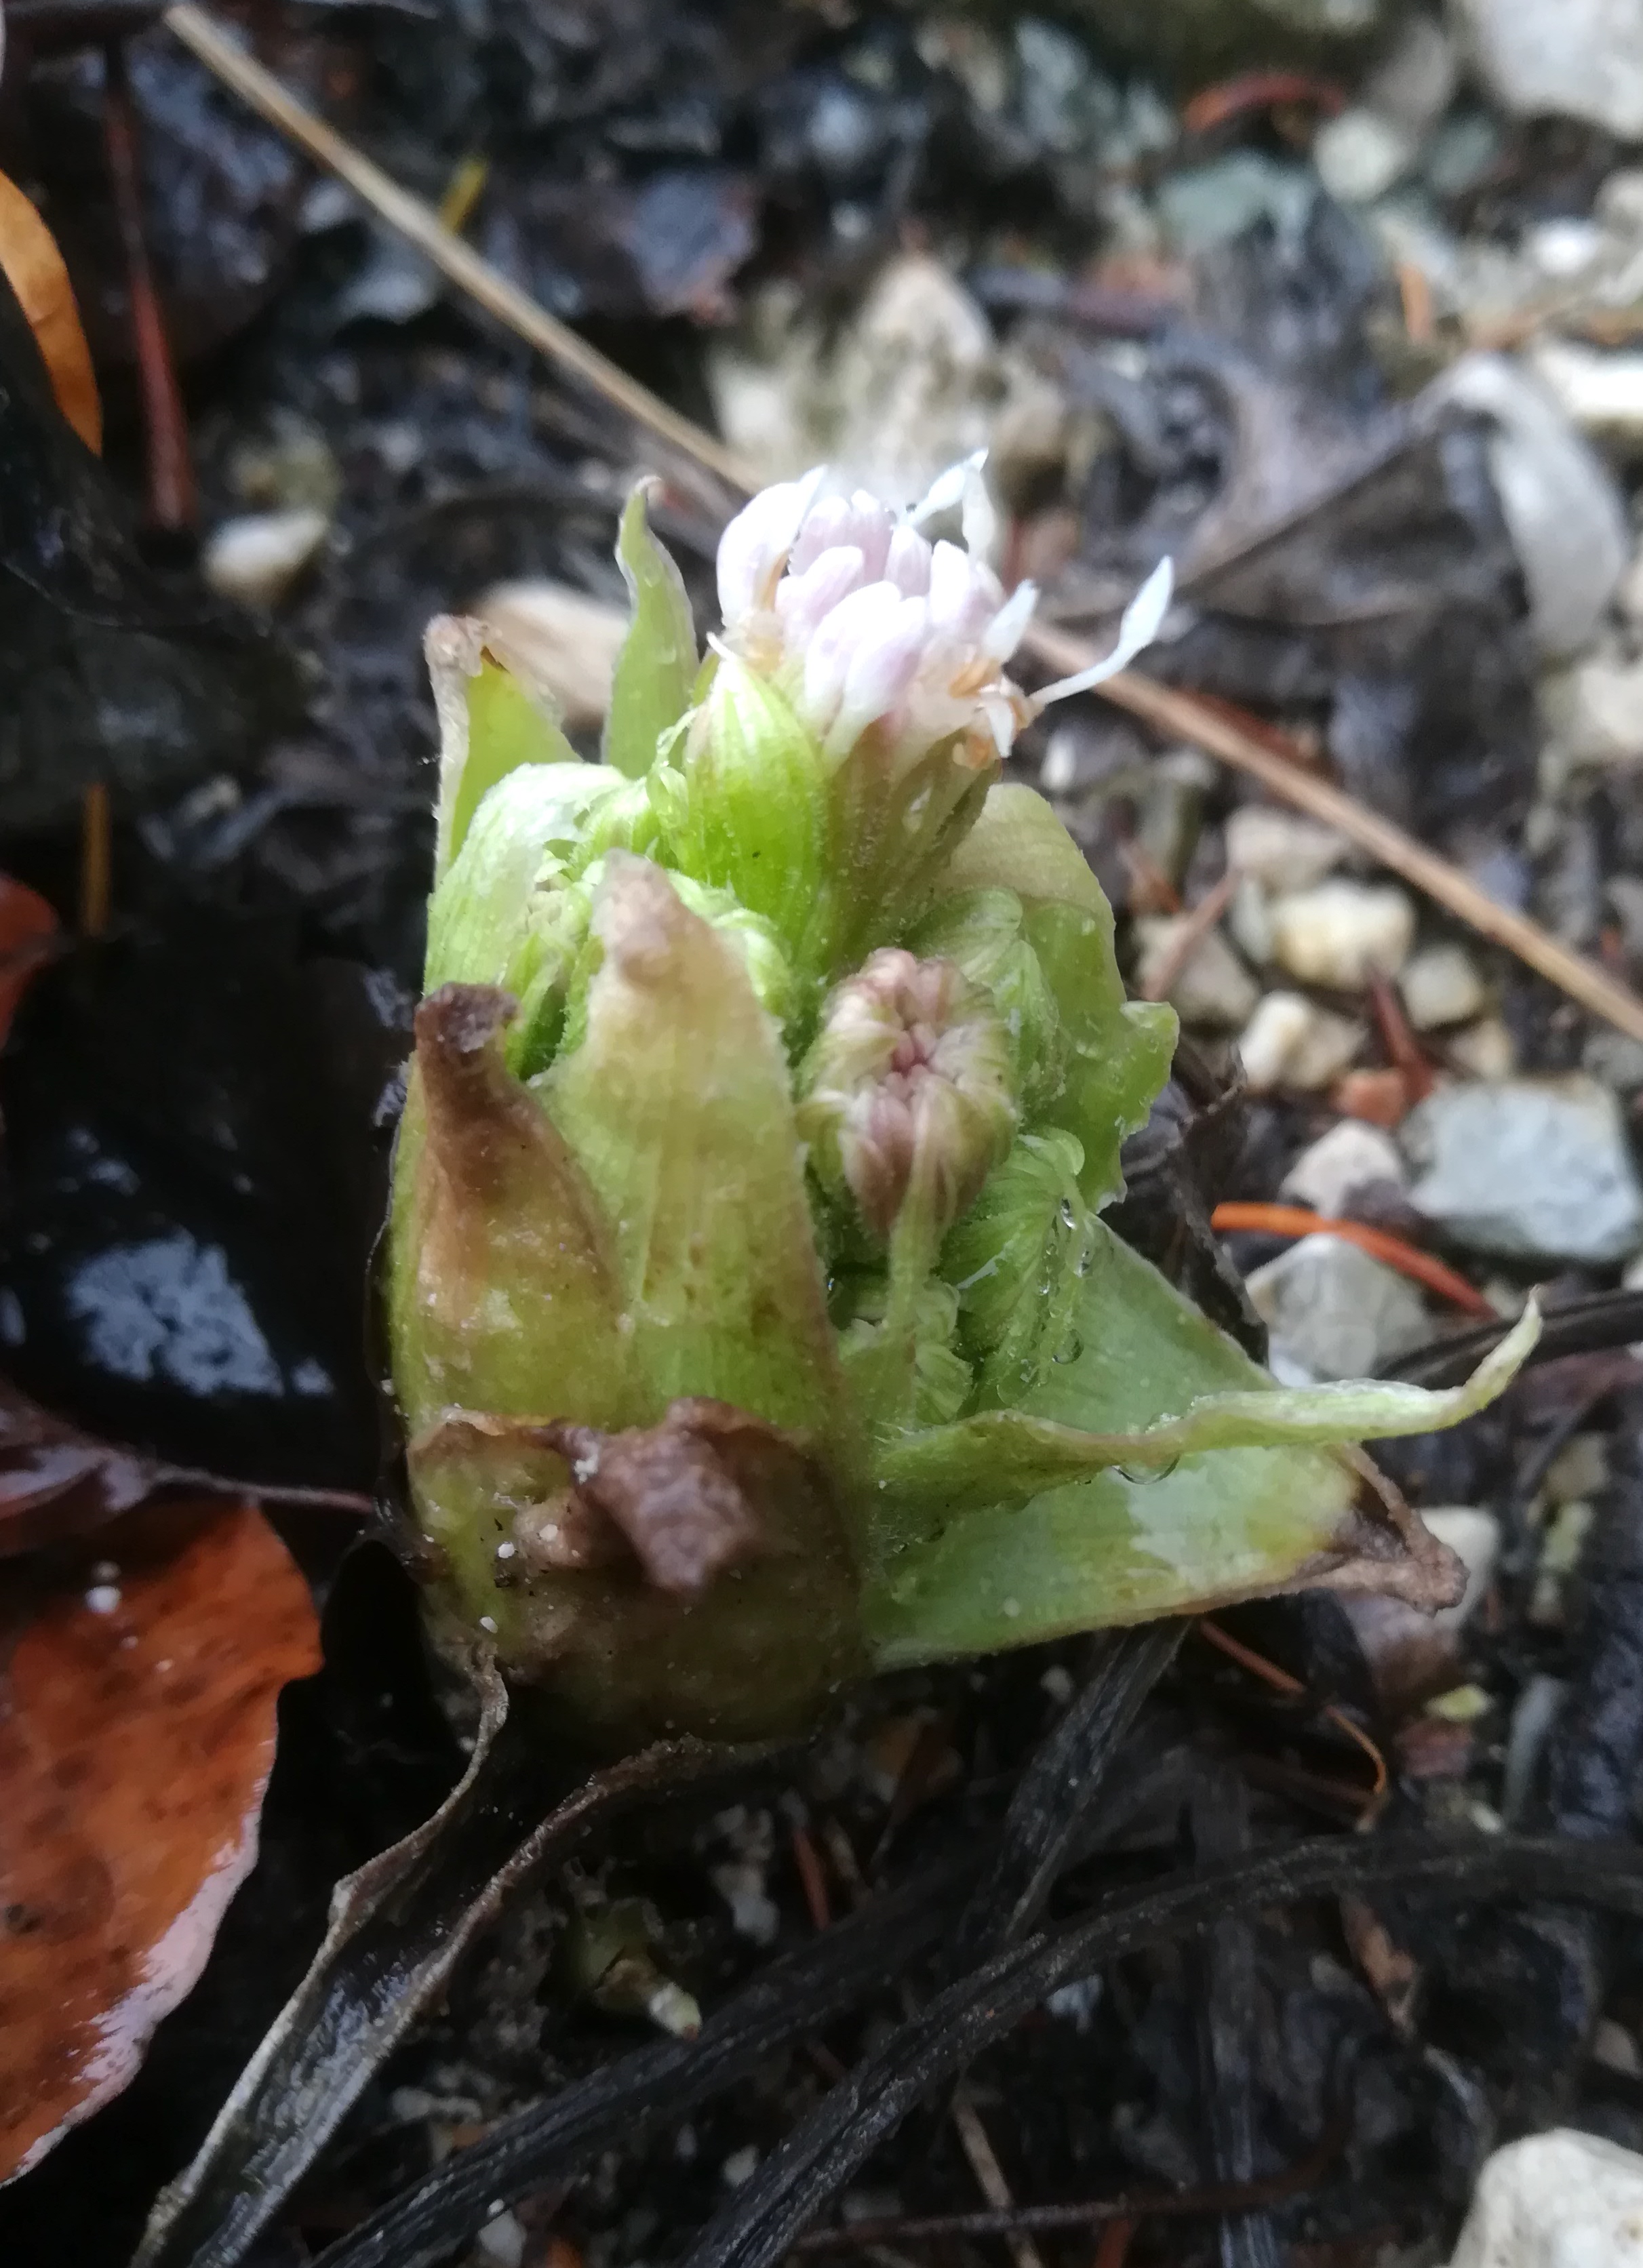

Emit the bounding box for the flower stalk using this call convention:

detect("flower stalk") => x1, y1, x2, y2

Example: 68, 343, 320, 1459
388, 463, 1535, 1747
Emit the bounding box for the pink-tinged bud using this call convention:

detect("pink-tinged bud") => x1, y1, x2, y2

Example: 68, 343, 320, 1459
716, 466, 826, 627
884, 522, 933, 597
797, 949, 1016, 1242
799, 580, 902, 740
926, 538, 1002, 643
775, 546, 867, 652
827, 595, 930, 757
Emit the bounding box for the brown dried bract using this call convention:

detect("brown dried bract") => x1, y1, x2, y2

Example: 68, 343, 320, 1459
534, 1400, 790, 1595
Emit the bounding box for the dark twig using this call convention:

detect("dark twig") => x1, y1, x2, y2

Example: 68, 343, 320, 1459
680, 1835, 1643, 2268
309, 1864, 976, 2268
791, 2090, 1353, 2252
101, 39, 196, 536
1385, 1291, 1643, 1391
951, 1622, 1185, 1968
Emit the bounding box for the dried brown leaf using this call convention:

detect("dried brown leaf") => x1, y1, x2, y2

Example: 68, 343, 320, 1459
0, 171, 102, 454
0, 1499, 321, 2181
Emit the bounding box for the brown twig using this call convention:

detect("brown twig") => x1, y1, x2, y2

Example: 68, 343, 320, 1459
948, 2089, 1047, 2268
160, 3, 752, 494
163, 3, 1643, 1050
791, 1825, 832, 1933
102, 39, 195, 533
1197, 1618, 1387, 1802
1023, 622, 1643, 1047
1139, 864, 1241, 1002
792, 2096, 1351, 2252
79, 781, 111, 938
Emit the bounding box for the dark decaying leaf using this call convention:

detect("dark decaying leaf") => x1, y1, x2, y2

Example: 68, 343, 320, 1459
0, 909, 391, 1490
1051, 203, 1536, 846
0, 1375, 371, 1560
0, 1500, 321, 2184
132, 1694, 787, 2268
684, 1835, 1643, 2268
0, 875, 58, 1051
0, 261, 298, 830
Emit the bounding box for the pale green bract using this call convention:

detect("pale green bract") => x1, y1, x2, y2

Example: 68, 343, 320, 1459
388, 469, 1535, 1748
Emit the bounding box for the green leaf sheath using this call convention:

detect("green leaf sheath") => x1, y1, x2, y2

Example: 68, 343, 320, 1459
603, 479, 698, 780
427, 617, 581, 882
547, 854, 856, 1452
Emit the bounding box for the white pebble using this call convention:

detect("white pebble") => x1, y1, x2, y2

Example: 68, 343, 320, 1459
1132, 915, 1259, 1029
711, 1861, 780, 1946
1532, 338, 1643, 449
1399, 942, 1486, 1030
1593, 2019, 1643, 2077
475, 2209, 526, 2268
1280, 1119, 1406, 1216
203, 508, 329, 609
1236, 992, 1362, 1094
1421, 1509, 1501, 1629
1447, 2129, 1643, 2267
1267, 880, 1415, 989
1312, 108, 1417, 205
1446, 1016, 1518, 1080
478, 1614, 498, 1634
1223, 806, 1347, 892
721, 2145, 761, 2189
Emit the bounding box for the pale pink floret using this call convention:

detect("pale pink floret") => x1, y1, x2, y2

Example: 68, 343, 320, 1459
716, 458, 1172, 776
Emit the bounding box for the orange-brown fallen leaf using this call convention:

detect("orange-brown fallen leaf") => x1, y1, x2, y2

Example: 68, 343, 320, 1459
0, 170, 102, 454
0, 877, 58, 1051
0, 1499, 321, 2181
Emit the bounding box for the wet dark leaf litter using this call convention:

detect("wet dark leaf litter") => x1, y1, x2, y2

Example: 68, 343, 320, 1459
9, 5, 1643, 2267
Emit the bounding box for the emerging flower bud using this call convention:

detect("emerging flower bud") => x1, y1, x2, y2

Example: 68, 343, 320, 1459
386, 462, 1536, 1749
797, 949, 1016, 1246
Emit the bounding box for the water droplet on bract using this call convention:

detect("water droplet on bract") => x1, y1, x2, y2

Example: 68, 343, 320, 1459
1117, 1456, 1181, 1485
1057, 1197, 1076, 1230
1052, 1332, 1083, 1364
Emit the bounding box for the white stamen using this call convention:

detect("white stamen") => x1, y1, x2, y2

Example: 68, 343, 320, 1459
983, 578, 1038, 664
908, 449, 987, 528
959, 458, 999, 566
1033, 558, 1174, 709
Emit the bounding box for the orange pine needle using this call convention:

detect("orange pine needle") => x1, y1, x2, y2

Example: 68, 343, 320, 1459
1208, 1201, 1494, 1317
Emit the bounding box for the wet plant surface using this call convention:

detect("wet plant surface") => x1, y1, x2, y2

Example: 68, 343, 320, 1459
10, 5, 1643, 2267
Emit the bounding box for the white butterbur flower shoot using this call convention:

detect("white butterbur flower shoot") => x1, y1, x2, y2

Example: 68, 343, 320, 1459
387, 458, 1537, 1753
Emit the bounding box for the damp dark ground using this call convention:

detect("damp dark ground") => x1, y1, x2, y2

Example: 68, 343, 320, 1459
8, 5, 1643, 2267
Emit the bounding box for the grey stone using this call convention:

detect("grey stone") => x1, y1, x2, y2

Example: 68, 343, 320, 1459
1280, 1119, 1407, 1214
1403, 1075, 1643, 1262
1246, 1233, 1431, 1382
1427, 355, 1628, 659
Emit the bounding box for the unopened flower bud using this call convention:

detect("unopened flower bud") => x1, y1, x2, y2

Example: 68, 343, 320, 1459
797, 949, 1016, 1245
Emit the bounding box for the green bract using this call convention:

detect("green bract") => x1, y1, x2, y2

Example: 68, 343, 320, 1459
389, 476, 1535, 1747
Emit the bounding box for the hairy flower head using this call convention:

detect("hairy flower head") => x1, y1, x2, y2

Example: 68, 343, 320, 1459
714, 456, 1173, 778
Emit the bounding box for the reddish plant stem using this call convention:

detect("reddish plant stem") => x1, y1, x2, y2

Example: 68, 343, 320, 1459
102, 41, 196, 535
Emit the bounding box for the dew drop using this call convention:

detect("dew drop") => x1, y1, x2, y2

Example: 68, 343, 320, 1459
1052, 1333, 1083, 1364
